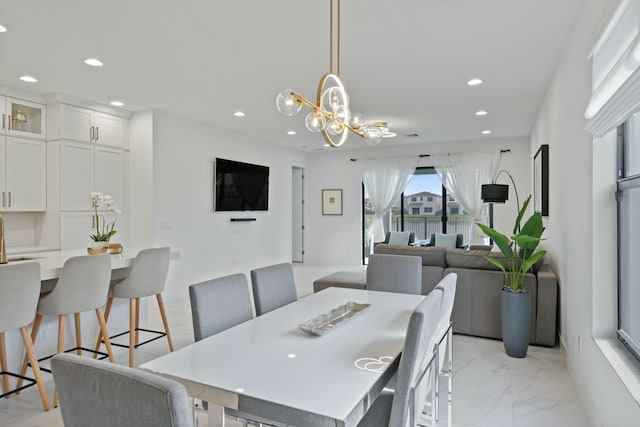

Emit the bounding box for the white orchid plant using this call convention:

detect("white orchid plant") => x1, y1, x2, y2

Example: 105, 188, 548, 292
90, 192, 122, 243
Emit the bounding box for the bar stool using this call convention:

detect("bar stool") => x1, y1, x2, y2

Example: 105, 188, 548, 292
0, 262, 50, 411
18, 253, 115, 407
94, 247, 173, 368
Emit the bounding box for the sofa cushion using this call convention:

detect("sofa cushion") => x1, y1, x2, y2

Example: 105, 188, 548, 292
374, 244, 447, 268
388, 231, 411, 245
434, 233, 457, 248
445, 248, 545, 273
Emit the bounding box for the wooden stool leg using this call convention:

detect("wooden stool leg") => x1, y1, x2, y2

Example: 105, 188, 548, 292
156, 294, 174, 352
135, 297, 140, 346
95, 308, 115, 363
17, 313, 42, 389
19, 326, 50, 411
93, 297, 114, 358
128, 298, 136, 368
74, 313, 82, 356
0, 332, 10, 394
54, 314, 67, 408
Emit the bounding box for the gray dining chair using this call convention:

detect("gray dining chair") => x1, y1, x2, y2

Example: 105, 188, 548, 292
51, 353, 194, 427
357, 289, 442, 427
189, 273, 253, 341
366, 254, 422, 295
94, 247, 174, 368
433, 272, 457, 422
0, 262, 50, 411
250, 263, 298, 316
189, 273, 262, 426
18, 253, 115, 407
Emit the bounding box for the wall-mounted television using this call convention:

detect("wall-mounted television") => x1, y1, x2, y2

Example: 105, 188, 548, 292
214, 158, 269, 211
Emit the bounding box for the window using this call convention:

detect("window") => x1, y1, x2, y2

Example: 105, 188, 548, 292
362, 167, 490, 262
618, 113, 640, 363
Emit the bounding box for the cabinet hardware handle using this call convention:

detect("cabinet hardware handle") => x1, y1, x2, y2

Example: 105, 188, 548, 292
95, 127, 99, 141
7, 115, 10, 130
7, 192, 10, 207
2, 192, 4, 207
1, 114, 4, 130
90, 126, 94, 141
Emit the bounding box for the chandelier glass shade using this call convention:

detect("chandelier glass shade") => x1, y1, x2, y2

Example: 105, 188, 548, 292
275, 0, 385, 148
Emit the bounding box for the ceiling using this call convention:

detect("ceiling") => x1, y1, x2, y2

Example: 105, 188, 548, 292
0, 0, 583, 152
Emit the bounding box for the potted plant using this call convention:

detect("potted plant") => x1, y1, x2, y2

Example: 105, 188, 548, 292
476, 195, 546, 357
89, 192, 121, 251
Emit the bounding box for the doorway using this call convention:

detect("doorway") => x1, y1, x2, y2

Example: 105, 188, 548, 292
292, 166, 304, 263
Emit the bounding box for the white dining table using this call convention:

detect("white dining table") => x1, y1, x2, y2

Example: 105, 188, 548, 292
140, 287, 425, 427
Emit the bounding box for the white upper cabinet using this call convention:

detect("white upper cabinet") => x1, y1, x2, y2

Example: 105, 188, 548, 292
0, 96, 47, 140
0, 136, 47, 211
55, 103, 125, 148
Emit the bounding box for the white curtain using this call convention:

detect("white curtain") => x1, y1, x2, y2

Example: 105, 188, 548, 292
431, 151, 501, 244
361, 157, 418, 249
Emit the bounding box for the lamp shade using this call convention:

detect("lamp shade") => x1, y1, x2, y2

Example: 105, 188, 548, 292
481, 184, 509, 203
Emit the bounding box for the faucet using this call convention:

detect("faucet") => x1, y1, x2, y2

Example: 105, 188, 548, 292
0, 213, 6, 264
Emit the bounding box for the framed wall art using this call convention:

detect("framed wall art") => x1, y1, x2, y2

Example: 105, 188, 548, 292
533, 144, 549, 216
322, 189, 343, 215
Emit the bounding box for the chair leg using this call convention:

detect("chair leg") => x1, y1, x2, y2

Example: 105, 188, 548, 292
128, 298, 136, 368
92, 297, 114, 358
135, 297, 140, 347
19, 326, 50, 411
74, 313, 82, 356
17, 314, 42, 389
53, 314, 67, 407
0, 332, 10, 394
95, 308, 115, 363
156, 293, 174, 352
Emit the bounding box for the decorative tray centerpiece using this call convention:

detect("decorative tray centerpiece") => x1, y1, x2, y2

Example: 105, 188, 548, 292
298, 302, 371, 336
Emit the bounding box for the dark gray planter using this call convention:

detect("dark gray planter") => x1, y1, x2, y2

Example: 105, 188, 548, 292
500, 289, 531, 358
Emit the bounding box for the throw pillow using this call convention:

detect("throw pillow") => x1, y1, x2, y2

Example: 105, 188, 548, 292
388, 231, 410, 245
435, 233, 457, 248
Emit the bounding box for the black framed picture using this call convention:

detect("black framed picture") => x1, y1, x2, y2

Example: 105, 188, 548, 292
534, 144, 549, 216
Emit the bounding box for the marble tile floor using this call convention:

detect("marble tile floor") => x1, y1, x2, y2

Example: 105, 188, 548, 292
0, 264, 589, 427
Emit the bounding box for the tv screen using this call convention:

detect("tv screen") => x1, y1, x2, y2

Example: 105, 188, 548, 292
214, 158, 269, 211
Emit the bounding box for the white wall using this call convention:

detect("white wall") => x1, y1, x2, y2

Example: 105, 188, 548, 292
531, 1, 640, 425
305, 137, 531, 265
149, 110, 308, 301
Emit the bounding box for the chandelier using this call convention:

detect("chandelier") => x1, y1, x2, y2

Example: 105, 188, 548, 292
275, 0, 386, 148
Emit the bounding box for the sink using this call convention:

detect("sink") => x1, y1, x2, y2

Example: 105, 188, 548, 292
6, 256, 42, 263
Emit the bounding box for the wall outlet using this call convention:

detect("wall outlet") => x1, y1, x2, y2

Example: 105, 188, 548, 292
232, 257, 239, 266
170, 251, 180, 260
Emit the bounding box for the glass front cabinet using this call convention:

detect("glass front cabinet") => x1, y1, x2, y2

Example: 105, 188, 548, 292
1, 96, 46, 139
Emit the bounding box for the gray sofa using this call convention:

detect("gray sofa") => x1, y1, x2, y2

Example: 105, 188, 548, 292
313, 244, 558, 347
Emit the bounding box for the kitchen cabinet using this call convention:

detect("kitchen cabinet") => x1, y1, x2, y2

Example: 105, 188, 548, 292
0, 96, 46, 140
59, 140, 125, 211
0, 136, 46, 211
56, 104, 125, 148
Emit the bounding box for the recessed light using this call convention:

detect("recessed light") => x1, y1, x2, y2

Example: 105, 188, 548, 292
287, 131, 296, 135
287, 353, 297, 358
110, 101, 124, 107
467, 78, 483, 86
475, 110, 488, 116
481, 130, 492, 135
84, 58, 103, 67
19, 75, 37, 83
0, 25, 7, 33
233, 111, 245, 117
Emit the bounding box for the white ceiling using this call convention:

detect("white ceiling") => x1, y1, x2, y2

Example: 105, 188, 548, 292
0, 0, 583, 151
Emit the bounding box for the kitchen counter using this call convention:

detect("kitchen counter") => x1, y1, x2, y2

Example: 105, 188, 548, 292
5, 248, 140, 281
